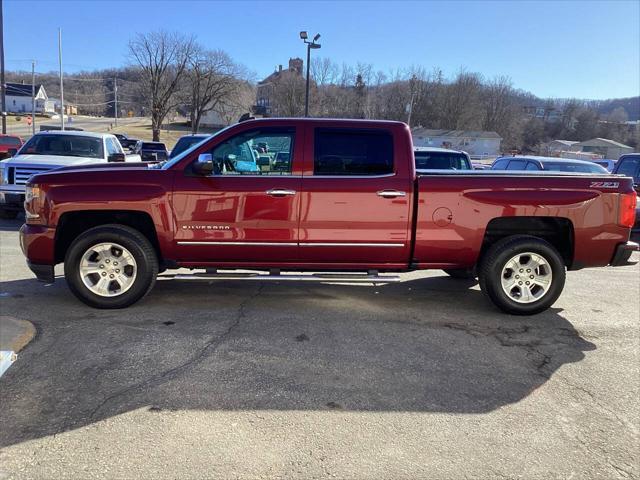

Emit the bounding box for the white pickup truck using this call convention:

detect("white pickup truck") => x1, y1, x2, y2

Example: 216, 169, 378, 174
0, 130, 141, 218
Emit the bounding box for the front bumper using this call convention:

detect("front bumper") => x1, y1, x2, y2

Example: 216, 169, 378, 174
610, 241, 640, 267
19, 223, 56, 277
27, 261, 55, 283
0, 186, 25, 210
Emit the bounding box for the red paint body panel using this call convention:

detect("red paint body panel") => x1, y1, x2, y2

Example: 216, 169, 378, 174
19, 118, 637, 274
415, 175, 633, 268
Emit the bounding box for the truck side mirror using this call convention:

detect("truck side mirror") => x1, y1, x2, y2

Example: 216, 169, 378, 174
8, 148, 17, 157
108, 153, 126, 162
193, 153, 214, 175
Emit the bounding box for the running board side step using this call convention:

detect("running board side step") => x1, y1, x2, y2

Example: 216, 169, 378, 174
167, 272, 401, 283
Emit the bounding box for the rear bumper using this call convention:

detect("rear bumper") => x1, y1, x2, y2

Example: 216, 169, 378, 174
610, 241, 639, 267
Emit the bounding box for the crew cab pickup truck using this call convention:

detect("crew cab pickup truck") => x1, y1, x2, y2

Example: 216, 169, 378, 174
0, 131, 141, 218
19, 119, 639, 314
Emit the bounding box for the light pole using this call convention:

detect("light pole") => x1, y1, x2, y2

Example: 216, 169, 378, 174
300, 31, 321, 117
1, 0, 6, 134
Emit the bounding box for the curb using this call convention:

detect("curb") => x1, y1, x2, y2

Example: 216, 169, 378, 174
0, 315, 36, 353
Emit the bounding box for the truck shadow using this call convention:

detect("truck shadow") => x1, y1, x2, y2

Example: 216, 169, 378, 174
0, 273, 595, 448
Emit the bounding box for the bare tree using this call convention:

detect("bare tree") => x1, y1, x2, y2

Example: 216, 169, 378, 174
215, 80, 256, 125
186, 47, 240, 133
271, 70, 305, 117
128, 31, 195, 140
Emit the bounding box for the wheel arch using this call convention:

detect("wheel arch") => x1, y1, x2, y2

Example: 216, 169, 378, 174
55, 210, 162, 265
480, 216, 574, 268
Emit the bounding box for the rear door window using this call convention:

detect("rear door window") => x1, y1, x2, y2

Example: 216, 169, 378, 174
491, 158, 509, 169
314, 129, 393, 176
525, 162, 540, 171
506, 160, 527, 170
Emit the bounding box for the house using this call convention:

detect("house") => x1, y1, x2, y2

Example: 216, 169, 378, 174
543, 139, 580, 156
254, 58, 304, 116
5, 82, 55, 114
49, 98, 78, 116
574, 138, 633, 159
523, 105, 562, 123
411, 128, 502, 157
199, 109, 227, 129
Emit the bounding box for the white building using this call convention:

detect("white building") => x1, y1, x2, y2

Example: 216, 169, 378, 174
199, 109, 227, 128
543, 139, 580, 156
412, 128, 502, 157
5, 82, 55, 114
574, 138, 634, 160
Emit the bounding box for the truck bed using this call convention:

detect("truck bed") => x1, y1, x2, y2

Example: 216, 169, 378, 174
414, 171, 634, 269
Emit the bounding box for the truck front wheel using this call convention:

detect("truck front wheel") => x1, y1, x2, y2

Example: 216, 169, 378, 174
64, 224, 158, 308
479, 235, 565, 315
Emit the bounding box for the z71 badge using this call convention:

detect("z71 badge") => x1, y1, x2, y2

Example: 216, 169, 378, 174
590, 181, 619, 189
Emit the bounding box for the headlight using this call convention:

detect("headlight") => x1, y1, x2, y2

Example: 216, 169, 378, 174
25, 184, 41, 202
24, 184, 42, 221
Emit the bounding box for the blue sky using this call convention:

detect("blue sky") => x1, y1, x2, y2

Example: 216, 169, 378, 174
4, 0, 639, 100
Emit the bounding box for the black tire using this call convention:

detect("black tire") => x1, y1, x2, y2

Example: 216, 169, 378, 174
64, 224, 158, 308
0, 209, 19, 220
443, 268, 476, 279
478, 235, 566, 315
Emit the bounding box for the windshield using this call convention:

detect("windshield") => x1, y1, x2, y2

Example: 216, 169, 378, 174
543, 162, 608, 173
18, 134, 104, 159
415, 152, 471, 170
160, 124, 235, 169
170, 136, 209, 158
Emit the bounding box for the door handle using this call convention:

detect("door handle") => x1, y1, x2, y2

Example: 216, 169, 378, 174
266, 188, 297, 197
377, 190, 406, 198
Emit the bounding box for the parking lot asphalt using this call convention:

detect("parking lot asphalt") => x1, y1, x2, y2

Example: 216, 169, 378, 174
0, 217, 638, 479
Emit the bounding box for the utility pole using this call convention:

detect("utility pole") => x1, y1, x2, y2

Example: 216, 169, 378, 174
31, 60, 36, 135
58, 28, 64, 130
114, 77, 118, 127
0, 0, 7, 134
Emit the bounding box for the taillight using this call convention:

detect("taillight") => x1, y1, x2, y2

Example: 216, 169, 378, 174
618, 192, 637, 228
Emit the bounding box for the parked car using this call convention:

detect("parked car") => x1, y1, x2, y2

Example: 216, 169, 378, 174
114, 133, 139, 151
0, 134, 24, 160
0, 131, 141, 219
133, 141, 169, 162
613, 153, 640, 241
592, 159, 617, 172
472, 162, 492, 170
414, 147, 472, 171
19, 118, 638, 314
170, 134, 209, 159
491, 156, 609, 174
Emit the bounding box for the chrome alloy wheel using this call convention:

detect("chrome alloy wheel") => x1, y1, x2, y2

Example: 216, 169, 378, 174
500, 252, 553, 304
79, 242, 137, 297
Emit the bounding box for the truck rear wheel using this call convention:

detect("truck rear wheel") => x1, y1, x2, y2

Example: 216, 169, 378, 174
479, 235, 565, 315
64, 224, 158, 308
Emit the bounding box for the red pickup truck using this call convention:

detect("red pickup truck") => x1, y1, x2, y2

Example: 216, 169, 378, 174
19, 118, 638, 314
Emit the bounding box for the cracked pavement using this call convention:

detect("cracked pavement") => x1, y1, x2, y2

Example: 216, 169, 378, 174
0, 217, 638, 479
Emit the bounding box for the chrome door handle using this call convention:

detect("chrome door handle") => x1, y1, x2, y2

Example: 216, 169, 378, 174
266, 189, 297, 196
377, 190, 406, 198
